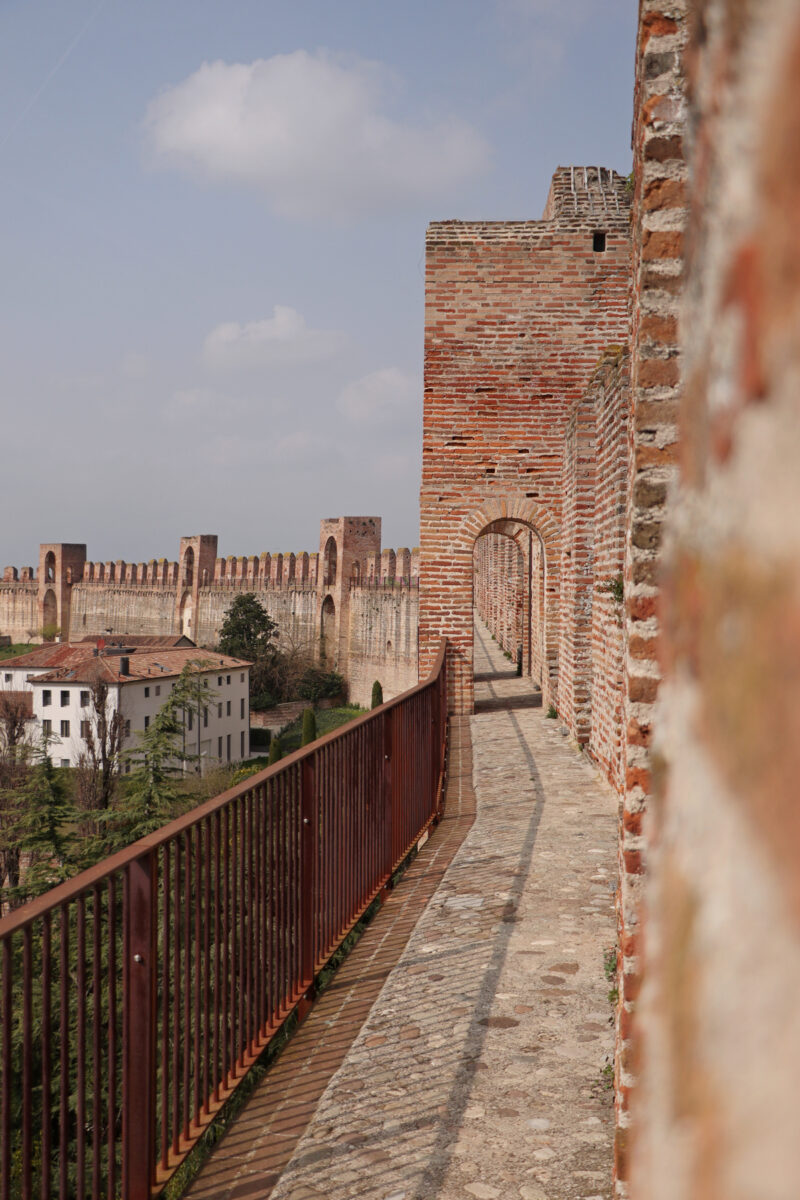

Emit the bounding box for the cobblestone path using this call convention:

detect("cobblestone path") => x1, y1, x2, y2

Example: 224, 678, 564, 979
186, 620, 618, 1200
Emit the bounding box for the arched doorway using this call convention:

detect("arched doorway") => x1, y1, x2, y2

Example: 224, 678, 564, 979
179, 590, 193, 638
42, 588, 57, 639
418, 496, 560, 715
323, 537, 337, 587
320, 595, 336, 664
472, 521, 546, 713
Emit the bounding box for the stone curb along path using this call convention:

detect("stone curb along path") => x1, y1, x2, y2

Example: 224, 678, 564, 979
264, 620, 618, 1200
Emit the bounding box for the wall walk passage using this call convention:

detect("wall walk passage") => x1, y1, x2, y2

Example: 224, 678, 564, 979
185, 623, 618, 1200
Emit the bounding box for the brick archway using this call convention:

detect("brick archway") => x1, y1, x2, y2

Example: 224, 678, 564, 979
420, 496, 561, 714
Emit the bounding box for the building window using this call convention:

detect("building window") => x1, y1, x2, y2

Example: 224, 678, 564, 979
80, 690, 90, 707
593, 230, 607, 252
218, 676, 222, 686
3, 673, 10, 683
124, 720, 131, 738
187, 710, 193, 731
144, 686, 150, 698
60, 760, 69, 769
203, 708, 208, 728
226, 700, 231, 717
80, 720, 90, 739
226, 675, 231, 685
60, 720, 70, 737
155, 685, 161, 697
125, 762, 131, 775
240, 673, 244, 683
240, 698, 245, 719
218, 703, 222, 719
42, 719, 52, 736
144, 715, 150, 730
226, 733, 231, 762
217, 736, 222, 758
240, 730, 245, 758
60, 691, 69, 707
42, 690, 51, 707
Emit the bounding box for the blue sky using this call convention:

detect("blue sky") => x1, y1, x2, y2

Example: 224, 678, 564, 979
1, 0, 636, 566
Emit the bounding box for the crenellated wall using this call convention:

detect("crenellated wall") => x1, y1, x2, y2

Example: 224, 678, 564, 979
0, 521, 419, 708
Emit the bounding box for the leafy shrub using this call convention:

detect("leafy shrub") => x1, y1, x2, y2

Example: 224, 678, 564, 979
297, 667, 345, 702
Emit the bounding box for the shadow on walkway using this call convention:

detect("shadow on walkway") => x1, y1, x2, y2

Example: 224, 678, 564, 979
473, 624, 543, 714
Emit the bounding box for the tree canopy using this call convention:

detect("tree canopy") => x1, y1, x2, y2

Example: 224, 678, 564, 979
218, 593, 279, 662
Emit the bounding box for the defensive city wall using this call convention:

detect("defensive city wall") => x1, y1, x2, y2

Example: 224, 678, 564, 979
0, 518, 419, 709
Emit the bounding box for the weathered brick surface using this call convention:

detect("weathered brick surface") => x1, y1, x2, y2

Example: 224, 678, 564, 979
630, 1, 800, 1197
419, 168, 632, 716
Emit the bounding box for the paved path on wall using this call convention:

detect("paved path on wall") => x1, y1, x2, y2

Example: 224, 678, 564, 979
185, 620, 618, 1200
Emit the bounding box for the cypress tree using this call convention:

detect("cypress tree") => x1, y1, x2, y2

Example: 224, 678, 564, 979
268, 736, 282, 766
371, 680, 383, 709
301, 708, 317, 746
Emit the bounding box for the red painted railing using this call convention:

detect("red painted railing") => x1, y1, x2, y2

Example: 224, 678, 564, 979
0, 641, 447, 1199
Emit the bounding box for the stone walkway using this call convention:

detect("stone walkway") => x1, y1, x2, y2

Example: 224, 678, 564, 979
186, 620, 618, 1200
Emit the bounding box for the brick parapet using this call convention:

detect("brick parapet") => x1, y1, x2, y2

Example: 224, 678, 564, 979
615, 2, 690, 1194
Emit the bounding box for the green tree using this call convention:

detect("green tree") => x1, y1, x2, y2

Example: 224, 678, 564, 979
119, 662, 217, 842
301, 708, 317, 746
267, 736, 282, 766
371, 680, 384, 709
15, 748, 76, 900
218, 593, 279, 661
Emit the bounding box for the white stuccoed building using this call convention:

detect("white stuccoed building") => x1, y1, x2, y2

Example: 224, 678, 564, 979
1, 638, 251, 770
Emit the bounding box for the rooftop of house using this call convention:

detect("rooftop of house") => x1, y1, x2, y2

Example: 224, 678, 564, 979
3, 635, 198, 671
31, 648, 251, 686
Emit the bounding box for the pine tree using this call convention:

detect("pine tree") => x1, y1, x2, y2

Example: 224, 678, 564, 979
15, 747, 76, 900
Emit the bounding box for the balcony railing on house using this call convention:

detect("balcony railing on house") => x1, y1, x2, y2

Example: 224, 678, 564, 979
0, 640, 447, 1200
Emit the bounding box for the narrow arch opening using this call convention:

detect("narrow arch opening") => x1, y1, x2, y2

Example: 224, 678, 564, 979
323, 537, 337, 587
183, 546, 195, 588
44, 551, 56, 583
42, 588, 57, 640
472, 520, 547, 714
320, 595, 336, 664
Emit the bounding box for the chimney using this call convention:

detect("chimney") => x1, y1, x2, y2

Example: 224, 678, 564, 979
120, 656, 130, 676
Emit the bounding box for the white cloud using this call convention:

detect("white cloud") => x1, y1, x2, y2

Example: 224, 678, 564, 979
337, 367, 418, 426
144, 50, 489, 218
202, 305, 345, 370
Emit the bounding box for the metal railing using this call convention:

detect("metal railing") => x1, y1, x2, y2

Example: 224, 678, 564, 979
0, 641, 447, 1199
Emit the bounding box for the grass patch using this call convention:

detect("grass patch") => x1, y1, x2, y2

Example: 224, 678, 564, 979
0, 642, 35, 661
279, 705, 364, 753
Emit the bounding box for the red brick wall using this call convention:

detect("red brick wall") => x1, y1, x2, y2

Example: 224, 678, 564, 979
419, 168, 632, 714
615, 4, 690, 1191
473, 533, 525, 660
589, 351, 630, 794
630, 1, 800, 1196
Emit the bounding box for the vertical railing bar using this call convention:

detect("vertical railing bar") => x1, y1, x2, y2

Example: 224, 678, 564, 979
21, 926, 32, 1200
213, 811, 221, 1102
160, 844, 170, 1173
41, 914, 52, 1200
222, 806, 230, 1091
202, 821, 211, 1115
92, 885, 102, 1200
230, 802, 238, 1077
107, 876, 117, 1200
171, 841, 180, 1159
76, 895, 86, 1200
59, 906, 69, 1200
182, 830, 191, 1142
194, 824, 202, 1126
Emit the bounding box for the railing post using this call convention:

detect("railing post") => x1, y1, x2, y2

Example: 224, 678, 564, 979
300, 755, 318, 991
122, 851, 157, 1200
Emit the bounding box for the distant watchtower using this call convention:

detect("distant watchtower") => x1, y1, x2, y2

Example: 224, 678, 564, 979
37, 543, 87, 641
317, 518, 382, 668
175, 535, 218, 641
